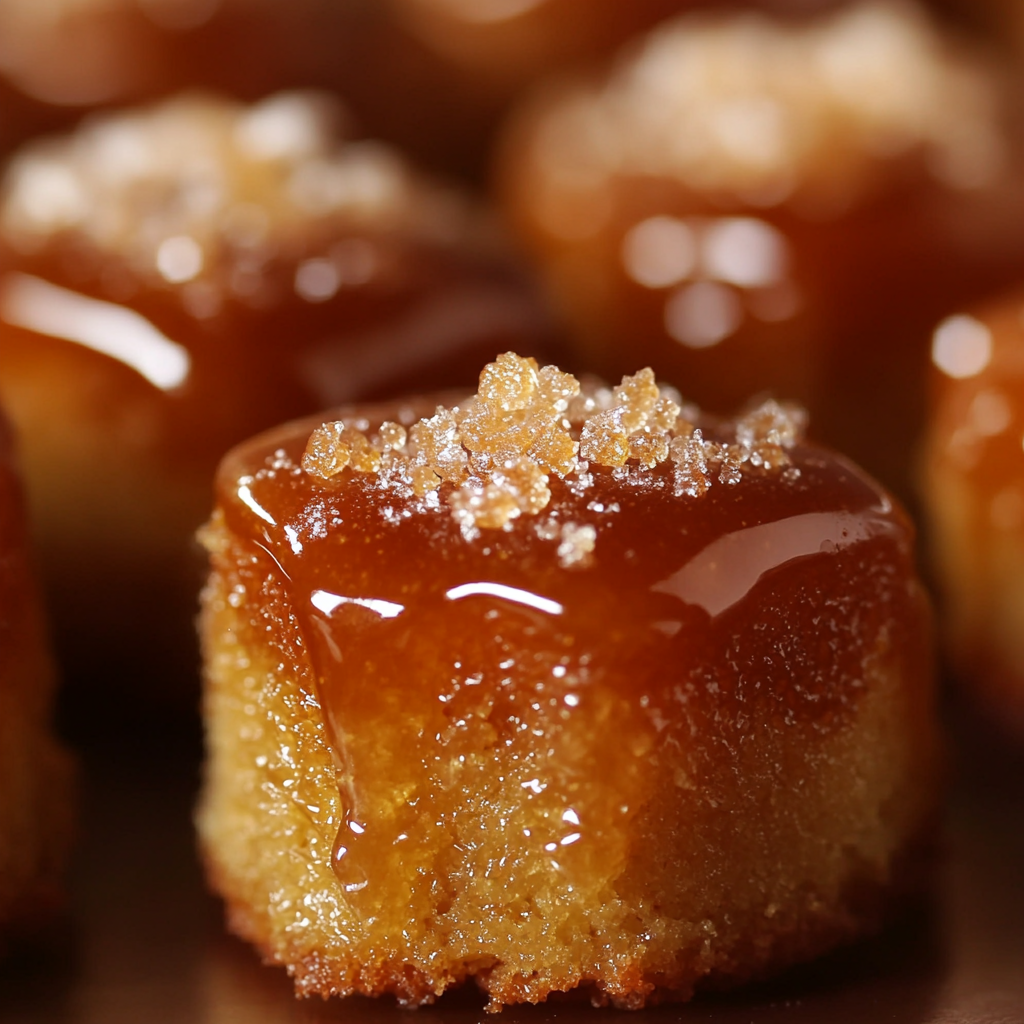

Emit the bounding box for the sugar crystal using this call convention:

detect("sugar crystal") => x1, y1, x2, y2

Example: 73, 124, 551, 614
299, 354, 807, 553
557, 523, 597, 569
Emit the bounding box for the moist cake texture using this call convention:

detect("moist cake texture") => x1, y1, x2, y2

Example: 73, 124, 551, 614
199, 354, 938, 1009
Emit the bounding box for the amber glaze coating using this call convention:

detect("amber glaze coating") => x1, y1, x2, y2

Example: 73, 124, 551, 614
0, 408, 74, 936
498, 0, 1024, 498
0, 92, 553, 691
922, 293, 1024, 734
200, 358, 937, 1007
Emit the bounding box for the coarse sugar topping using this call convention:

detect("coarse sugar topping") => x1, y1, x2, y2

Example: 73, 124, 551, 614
301, 353, 806, 542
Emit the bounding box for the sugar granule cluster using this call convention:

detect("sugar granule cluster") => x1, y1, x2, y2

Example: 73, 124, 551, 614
301, 352, 807, 540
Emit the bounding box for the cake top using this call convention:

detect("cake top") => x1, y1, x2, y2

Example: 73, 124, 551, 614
300, 352, 807, 545
217, 353, 908, 587
0, 91, 472, 292
522, 1, 1004, 213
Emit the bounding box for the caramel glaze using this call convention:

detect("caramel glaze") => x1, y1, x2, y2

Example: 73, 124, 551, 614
0, 231, 552, 692
216, 397, 932, 919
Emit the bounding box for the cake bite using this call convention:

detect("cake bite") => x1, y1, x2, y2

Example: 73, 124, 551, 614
0, 408, 73, 939
498, 0, 1024, 495
922, 293, 1024, 734
198, 353, 938, 1009
0, 91, 552, 691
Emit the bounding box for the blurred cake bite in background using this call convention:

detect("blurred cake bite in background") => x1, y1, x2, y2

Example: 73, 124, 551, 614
922, 291, 1024, 735
0, 90, 556, 695
0, 0, 363, 153
497, 0, 1024, 498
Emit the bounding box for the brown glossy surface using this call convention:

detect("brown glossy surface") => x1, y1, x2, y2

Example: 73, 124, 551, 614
1, 234, 548, 477
217, 396, 929, 931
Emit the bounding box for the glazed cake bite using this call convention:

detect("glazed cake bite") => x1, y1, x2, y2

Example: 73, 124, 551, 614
0, 408, 73, 938
498, 0, 1024, 495
0, 90, 552, 690
198, 353, 939, 1009
922, 294, 1024, 734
